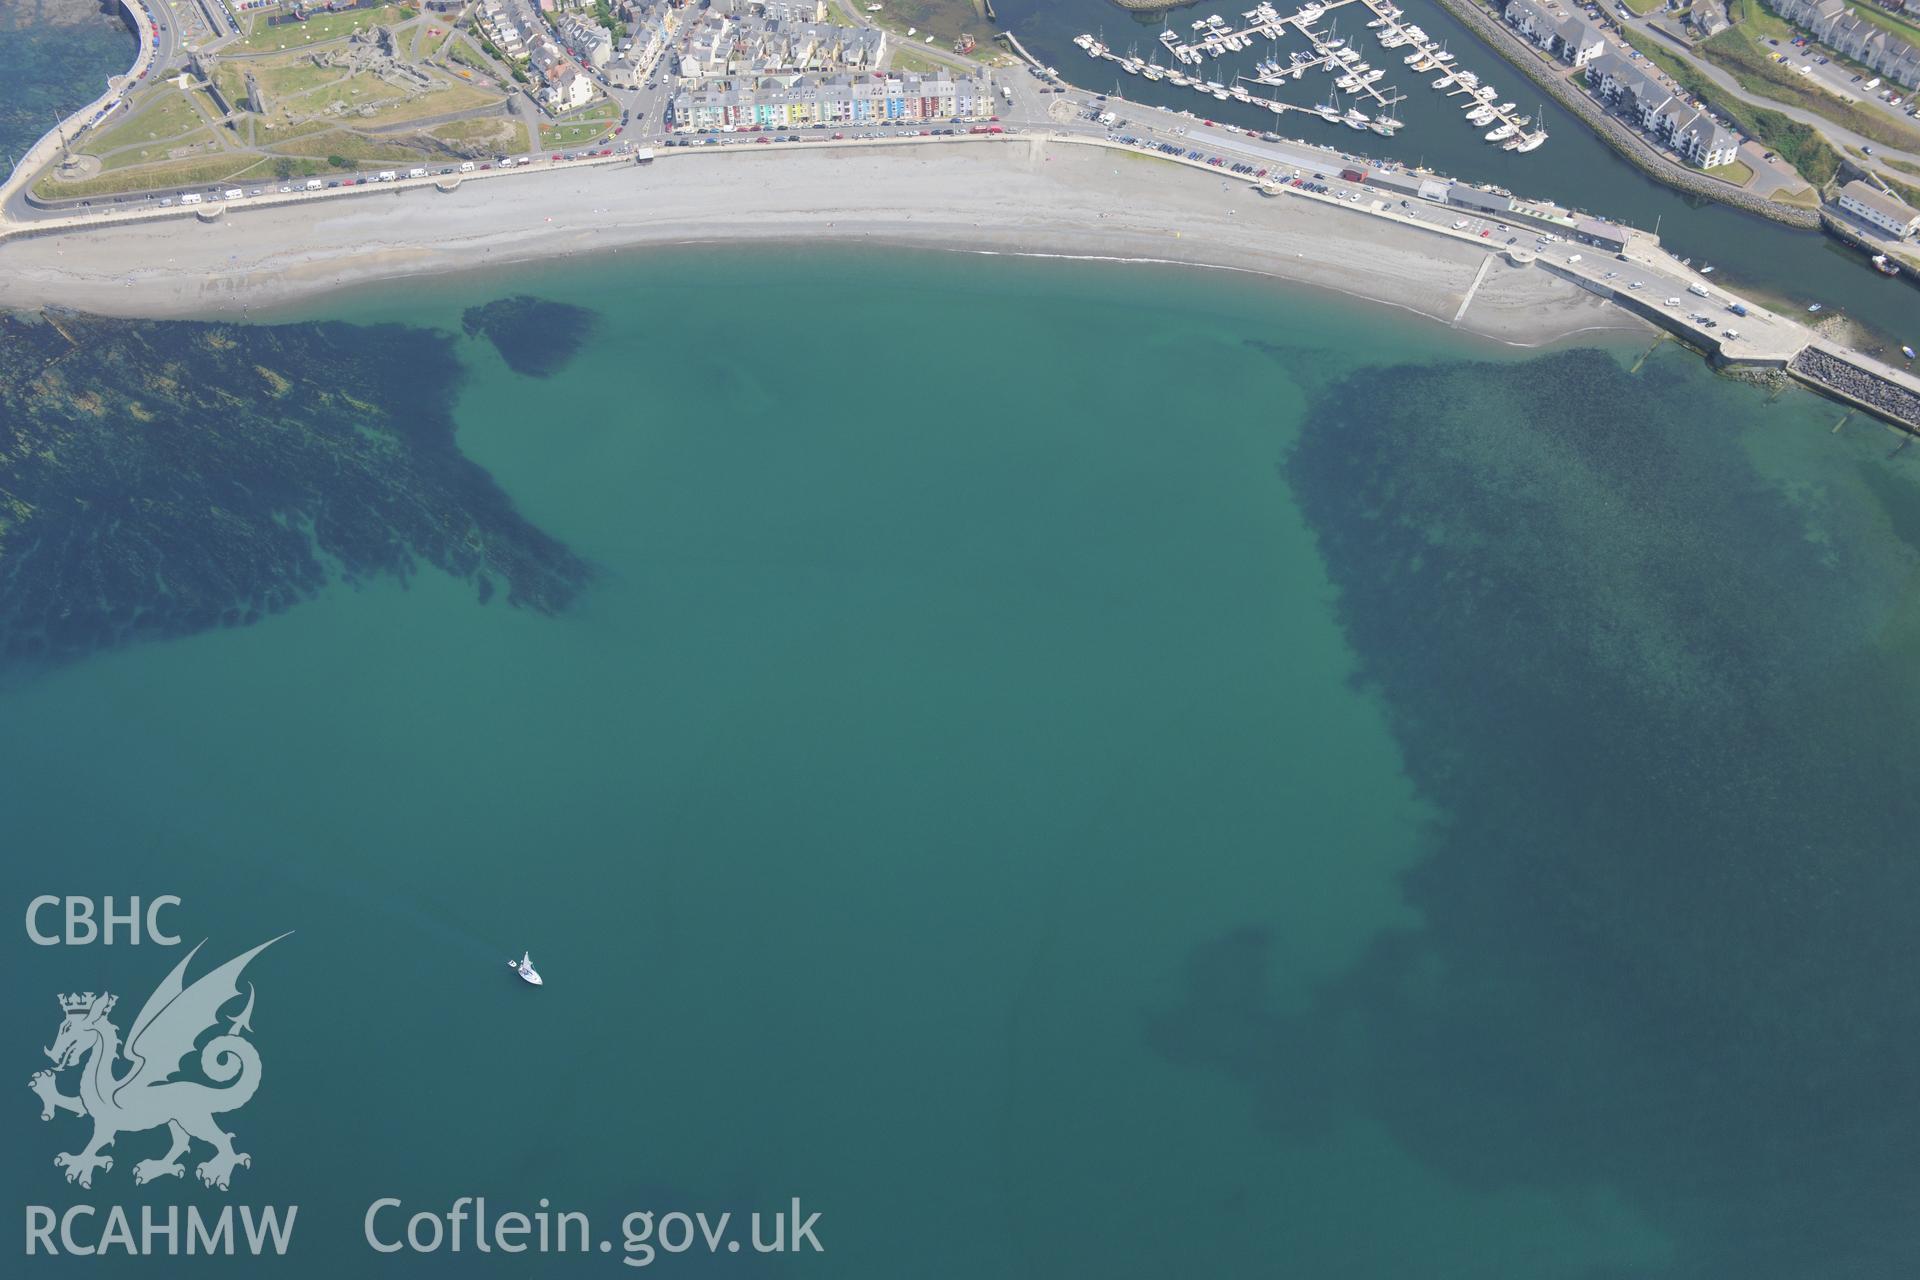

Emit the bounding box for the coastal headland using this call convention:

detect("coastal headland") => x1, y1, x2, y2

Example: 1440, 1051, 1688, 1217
0, 140, 1640, 347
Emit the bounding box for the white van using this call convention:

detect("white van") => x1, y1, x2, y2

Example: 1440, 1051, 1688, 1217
304, 178, 323, 190
378, 170, 398, 182
180, 192, 202, 204
224, 187, 244, 200
407, 167, 427, 178
459, 161, 476, 172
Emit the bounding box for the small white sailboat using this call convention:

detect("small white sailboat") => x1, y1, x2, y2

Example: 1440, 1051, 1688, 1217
510, 951, 544, 986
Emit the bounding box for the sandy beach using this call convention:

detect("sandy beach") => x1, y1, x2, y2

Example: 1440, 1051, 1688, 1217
0, 139, 1646, 344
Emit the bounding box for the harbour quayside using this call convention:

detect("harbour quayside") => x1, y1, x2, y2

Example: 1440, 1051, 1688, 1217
1076, 0, 1545, 152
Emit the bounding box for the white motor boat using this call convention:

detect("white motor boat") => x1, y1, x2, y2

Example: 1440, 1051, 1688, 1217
510, 951, 544, 986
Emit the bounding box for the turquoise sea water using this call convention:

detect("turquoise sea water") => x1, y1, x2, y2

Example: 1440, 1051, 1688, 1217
4, 249, 1920, 1278
0, 0, 134, 182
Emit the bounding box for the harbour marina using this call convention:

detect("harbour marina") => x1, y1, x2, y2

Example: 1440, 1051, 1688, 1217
1075, 0, 1544, 151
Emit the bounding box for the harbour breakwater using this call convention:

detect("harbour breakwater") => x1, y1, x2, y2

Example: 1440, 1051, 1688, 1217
1427, 0, 1821, 229
1791, 344, 1920, 431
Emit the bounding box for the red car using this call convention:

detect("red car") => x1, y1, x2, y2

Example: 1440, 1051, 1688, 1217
551, 153, 562, 161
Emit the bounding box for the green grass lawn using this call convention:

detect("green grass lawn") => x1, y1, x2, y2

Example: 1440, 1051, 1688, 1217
271, 129, 443, 163
289, 70, 404, 116
1707, 157, 1754, 184
1883, 173, 1920, 207
1727, 0, 1794, 42
256, 59, 352, 99
445, 34, 497, 75
353, 79, 500, 126
83, 89, 206, 155
888, 48, 946, 74
98, 128, 219, 170
232, 4, 410, 54
538, 100, 618, 147
35, 151, 258, 199
227, 154, 337, 182
1621, 0, 1666, 15
213, 63, 248, 109
254, 117, 344, 143
426, 116, 529, 153
539, 119, 616, 147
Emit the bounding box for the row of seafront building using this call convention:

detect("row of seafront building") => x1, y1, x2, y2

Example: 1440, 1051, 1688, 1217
676, 1, 886, 78
1584, 49, 1740, 168
478, 0, 599, 109
1495, 0, 1741, 170
672, 72, 997, 131
1770, 0, 1920, 91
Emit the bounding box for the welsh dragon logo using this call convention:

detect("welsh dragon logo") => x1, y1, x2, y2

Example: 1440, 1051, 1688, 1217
28, 936, 288, 1191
